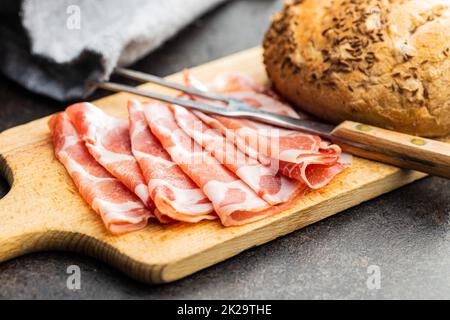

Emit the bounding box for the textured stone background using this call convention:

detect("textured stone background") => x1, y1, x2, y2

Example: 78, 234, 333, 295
0, 0, 449, 299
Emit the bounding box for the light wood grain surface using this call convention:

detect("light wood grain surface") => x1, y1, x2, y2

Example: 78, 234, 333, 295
0, 48, 429, 284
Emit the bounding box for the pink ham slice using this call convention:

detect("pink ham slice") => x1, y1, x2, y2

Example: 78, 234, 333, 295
144, 102, 280, 226
48, 113, 152, 235
128, 100, 216, 223
66, 103, 155, 211
184, 73, 349, 189
171, 103, 303, 205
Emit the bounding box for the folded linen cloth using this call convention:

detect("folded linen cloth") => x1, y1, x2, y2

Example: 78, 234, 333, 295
0, 0, 228, 101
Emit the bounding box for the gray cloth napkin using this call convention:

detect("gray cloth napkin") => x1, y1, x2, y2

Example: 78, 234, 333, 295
0, 0, 227, 101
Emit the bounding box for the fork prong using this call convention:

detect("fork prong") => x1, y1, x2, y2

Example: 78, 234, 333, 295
97, 80, 334, 137
97, 81, 234, 117
114, 68, 230, 104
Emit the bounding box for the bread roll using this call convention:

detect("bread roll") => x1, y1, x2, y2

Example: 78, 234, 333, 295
263, 0, 450, 137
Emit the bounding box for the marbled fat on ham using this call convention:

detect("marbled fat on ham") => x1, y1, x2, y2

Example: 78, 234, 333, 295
128, 100, 216, 223
66, 103, 155, 210
144, 103, 282, 226
48, 113, 152, 235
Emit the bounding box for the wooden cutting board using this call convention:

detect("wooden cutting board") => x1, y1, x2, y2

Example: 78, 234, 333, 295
0, 47, 428, 284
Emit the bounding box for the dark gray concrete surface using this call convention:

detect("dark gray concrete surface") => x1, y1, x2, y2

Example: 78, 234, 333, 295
0, 0, 449, 300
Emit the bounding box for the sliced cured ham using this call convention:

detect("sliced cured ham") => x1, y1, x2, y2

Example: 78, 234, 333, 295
144, 102, 279, 226
66, 103, 155, 211
48, 70, 351, 231
171, 104, 302, 205
184, 72, 349, 189
128, 100, 216, 223
194, 114, 345, 189
48, 113, 152, 235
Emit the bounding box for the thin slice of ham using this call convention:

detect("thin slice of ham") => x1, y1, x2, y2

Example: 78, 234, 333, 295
48, 113, 152, 235
184, 72, 349, 189
66, 103, 155, 211
171, 104, 303, 205
144, 102, 279, 226
128, 100, 216, 223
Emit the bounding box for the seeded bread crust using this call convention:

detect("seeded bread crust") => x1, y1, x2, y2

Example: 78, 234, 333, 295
263, 0, 450, 137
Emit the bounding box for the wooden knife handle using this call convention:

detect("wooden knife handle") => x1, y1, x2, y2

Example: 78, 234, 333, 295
331, 121, 450, 179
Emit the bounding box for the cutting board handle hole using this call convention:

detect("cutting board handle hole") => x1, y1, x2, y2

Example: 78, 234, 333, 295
0, 154, 13, 200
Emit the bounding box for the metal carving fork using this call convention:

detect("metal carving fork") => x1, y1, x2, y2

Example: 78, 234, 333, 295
97, 68, 450, 179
